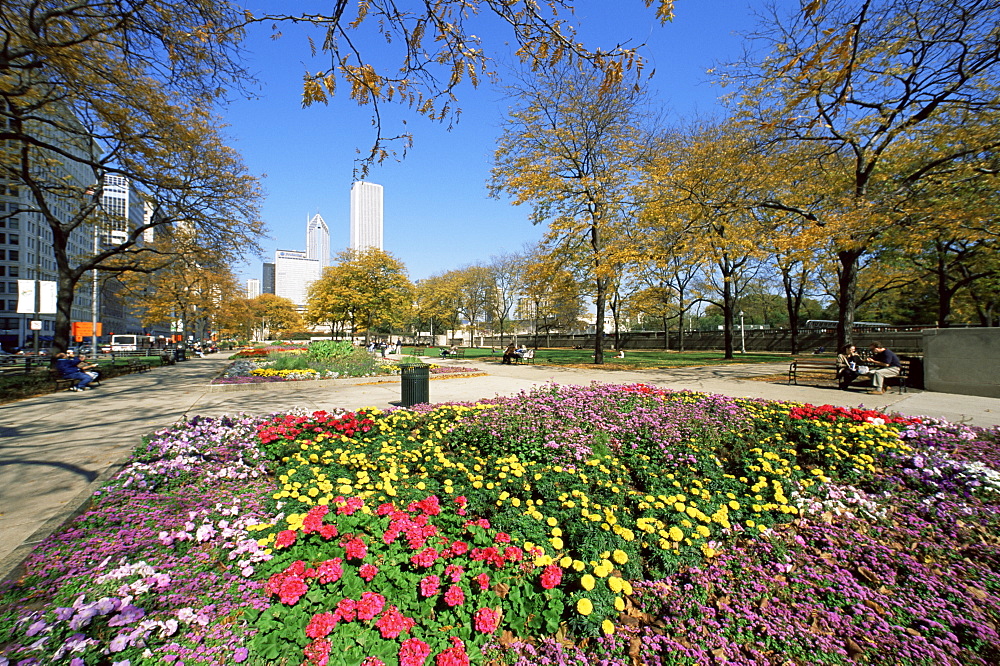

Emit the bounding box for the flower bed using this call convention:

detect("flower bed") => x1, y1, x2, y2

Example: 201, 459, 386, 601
2, 384, 998, 665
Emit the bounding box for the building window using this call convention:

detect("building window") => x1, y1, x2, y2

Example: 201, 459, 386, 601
8, 234, 16, 244
9, 266, 17, 276
8, 250, 16, 261
0, 250, 4, 260
0, 233, 4, 243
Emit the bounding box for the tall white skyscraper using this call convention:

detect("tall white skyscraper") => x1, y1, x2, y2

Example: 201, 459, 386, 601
306, 213, 330, 267
246, 278, 261, 299
350, 181, 383, 251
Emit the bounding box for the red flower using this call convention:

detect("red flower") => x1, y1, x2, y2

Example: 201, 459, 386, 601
539, 565, 562, 589
420, 574, 441, 597
375, 605, 416, 639
410, 547, 439, 568
449, 541, 469, 556
275, 530, 297, 549
319, 524, 338, 540
503, 546, 523, 562
444, 564, 464, 582
435, 637, 469, 666
315, 558, 344, 584
357, 591, 386, 620
399, 638, 431, 666
443, 585, 465, 607
305, 612, 339, 638
302, 505, 330, 534
343, 536, 368, 560
304, 638, 332, 666
359, 563, 379, 581
336, 597, 358, 622
278, 576, 308, 605
338, 496, 365, 515
361, 659, 386, 666
494, 532, 511, 544
473, 607, 501, 634
475, 573, 490, 591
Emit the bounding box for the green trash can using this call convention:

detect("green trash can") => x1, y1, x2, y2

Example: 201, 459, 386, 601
399, 363, 430, 407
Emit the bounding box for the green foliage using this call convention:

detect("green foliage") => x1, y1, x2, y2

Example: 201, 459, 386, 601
307, 340, 356, 361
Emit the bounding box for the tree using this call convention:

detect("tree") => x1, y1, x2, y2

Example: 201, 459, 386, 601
413, 273, 463, 342
307, 248, 413, 345
521, 249, 583, 347
253, 1, 675, 172
0, 1, 265, 354
733, 0, 1000, 349
491, 63, 651, 363
451, 265, 494, 347
248, 294, 303, 340
118, 241, 242, 343
486, 252, 524, 344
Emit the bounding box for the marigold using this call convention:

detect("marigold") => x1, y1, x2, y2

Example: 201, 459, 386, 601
576, 598, 594, 616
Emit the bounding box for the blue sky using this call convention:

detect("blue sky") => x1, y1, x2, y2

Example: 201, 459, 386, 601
224, 1, 777, 285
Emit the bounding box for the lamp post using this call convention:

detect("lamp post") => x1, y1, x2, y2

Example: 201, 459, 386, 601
739, 310, 746, 354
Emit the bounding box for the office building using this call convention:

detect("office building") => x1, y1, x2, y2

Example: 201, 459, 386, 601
274, 250, 321, 308
246, 278, 261, 299
350, 181, 383, 251
262, 263, 275, 294
306, 213, 330, 267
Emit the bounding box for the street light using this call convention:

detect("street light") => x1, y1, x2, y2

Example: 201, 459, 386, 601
739, 310, 746, 354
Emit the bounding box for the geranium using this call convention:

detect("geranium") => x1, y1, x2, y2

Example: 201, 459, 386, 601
343, 536, 368, 560
274, 529, 297, 549
304, 638, 332, 666
473, 607, 501, 634
305, 612, 339, 638
435, 637, 470, 666
399, 638, 432, 666
357, 592, 386, 621
359, 563, 379, 581
539, 565, 562, 589
375, 606, 416, 639
420, 574, 441, 597
443, 585, 465, 607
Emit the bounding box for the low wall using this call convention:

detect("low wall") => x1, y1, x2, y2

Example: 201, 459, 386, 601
483, 330, 927, 355
922, 328, 1000, 398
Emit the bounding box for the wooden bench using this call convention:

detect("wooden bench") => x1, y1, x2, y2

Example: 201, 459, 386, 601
439, 348, 466, 359
47, 368, 77, 391
788, 357, 910, 393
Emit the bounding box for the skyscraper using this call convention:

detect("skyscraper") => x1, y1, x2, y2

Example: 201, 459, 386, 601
306, 213, 330, 267
274, 250, 320, 308
350, 181, 383, 251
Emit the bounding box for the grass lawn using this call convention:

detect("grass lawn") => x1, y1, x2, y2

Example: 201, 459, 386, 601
405, 346, 789, 368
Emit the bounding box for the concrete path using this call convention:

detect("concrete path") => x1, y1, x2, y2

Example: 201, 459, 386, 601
2, 353, 998, 581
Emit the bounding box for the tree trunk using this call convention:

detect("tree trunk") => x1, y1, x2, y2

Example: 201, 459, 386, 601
53, 273, 80, 355
661, 315, 668, 350
836, 250, 863, 351
594, 275, 606, 365
722, 275, 734, 359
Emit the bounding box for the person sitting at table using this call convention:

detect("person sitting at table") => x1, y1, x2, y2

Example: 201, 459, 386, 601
54, 352, 96, 392
502, 343, 519, 364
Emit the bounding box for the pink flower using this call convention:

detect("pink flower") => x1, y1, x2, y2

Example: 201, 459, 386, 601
443, 585, 465, 607
410, 547, 439, 568
435, 637, 469, 666
302, 505, 330, 534
494, 532, 511, 544
357, 592, 386, 621
359, 563, 378, 581
454, 496, 468, 516
319, 524, 338, 540
336, 597, 358, 622
539, 565, 562, 589
475, 573, 490, 591
304, 638, 332, 666
343, 537, 368, 560
361, 659, 386, 666
419, 575, 441, 597
449, 541, 469, 557
473, 607, 501, 634
338, 496, 365, 515
376, 502, 396, 516
275, 530, 297, 549
305, 612, 339, 638
399, 638, 431, 666
315, 558, 344, 584
375, 606, 416, 639
503, 546, 523, 562
444, 564, 464, 582
278, 576, 308, 605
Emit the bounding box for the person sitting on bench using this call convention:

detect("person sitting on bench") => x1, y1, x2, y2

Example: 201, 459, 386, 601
55, 352, 96, 392
865, 341, 901, 395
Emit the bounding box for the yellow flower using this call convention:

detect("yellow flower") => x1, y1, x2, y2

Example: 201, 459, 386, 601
614, 596, 625, 611
669, 526, 684, 542
608, 576, 624, 593
612, 549, 628, 565
576, 598, 594, 616
601, 619, 615, 634
580, 574, 596, 591
550, 537, 564, 550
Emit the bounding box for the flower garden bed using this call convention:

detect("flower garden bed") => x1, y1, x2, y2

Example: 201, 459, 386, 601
1, 384, 998, 665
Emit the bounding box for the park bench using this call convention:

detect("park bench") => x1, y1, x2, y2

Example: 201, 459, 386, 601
439, 347, 466, 359
514, 349, 536, 364
47, 368, 77, 391
788, 357, 911, 393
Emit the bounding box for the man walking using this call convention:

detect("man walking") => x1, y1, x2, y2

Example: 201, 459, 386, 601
866, 341, 901, 395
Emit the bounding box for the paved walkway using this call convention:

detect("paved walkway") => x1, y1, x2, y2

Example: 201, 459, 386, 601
2, 354, 998, 581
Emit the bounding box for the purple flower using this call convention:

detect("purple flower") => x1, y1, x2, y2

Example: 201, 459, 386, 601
234, 647, 250, 662
107, 605, 145, 627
